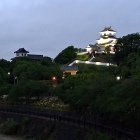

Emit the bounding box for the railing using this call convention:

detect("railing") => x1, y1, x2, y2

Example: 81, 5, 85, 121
68, 59, 117, 66
0, 105, 139, 140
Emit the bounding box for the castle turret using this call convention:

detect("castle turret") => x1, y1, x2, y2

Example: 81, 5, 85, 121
96, 26, 117, 53
14, 48, 29, 57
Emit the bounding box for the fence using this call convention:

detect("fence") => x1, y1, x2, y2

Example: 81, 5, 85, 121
0, 105, 139, 140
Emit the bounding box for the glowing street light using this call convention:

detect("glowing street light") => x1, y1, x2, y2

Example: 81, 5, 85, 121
116, 76, 121, 80
52, 76, 56, 80
52, 76, 57, 87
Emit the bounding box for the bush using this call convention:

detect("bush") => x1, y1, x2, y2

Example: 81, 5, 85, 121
85, 132, 113, 140
0, 118, 19, 135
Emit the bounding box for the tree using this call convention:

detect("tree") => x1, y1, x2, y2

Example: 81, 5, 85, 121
0, 59, 11, 72
41, 56, 53, 66
54, 46, 77, 64
114, 33, 140, 64
0, 85, 11, 96
7, 80, 49, 102
12, 59, 62, 81
115, 53, 140, 78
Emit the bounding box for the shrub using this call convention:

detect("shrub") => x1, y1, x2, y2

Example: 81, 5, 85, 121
0, 118, 19, 135
85, 132, 113, 140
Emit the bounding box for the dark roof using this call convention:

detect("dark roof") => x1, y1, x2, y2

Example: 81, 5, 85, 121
14, 48, 29, 53
100, 26, 116, 32
108, 36, 117, 39
28, 54, 43, 60
61, 65, 78, 71
89, 44, 97, 47
88, 44, 98, 50
97, 36, 117, 40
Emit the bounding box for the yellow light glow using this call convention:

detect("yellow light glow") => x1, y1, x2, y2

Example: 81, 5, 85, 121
52, 77, 56, 80
85, 61, 89, 64
96, 62, 101, 65
76, 60, 79, 63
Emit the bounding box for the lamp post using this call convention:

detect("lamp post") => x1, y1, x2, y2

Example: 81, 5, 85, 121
52, 76, 57, 87
14, 76, 18, 85
116, 76, 121, 81
52, 76, 56, 80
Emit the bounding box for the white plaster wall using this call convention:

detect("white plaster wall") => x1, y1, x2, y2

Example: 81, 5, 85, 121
96, 38, 117, 45
100, 31, 116, 36
16, 53, 27, 57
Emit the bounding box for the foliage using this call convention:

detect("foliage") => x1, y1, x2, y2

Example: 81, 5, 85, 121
76, 54, 89, 60
0, 59, 11, 72
103, 75, 140, 123
54, 46, 77, 64
0, 67, 8, 85
40, 56, 53, 66
55, 75, 117, 111
56, 71, 140, 125
3, 58, 60, 85
115, 52, 140, 78
77, 63, 116, 75
0, 118, 19, 135
104, 45, 111, 54
114, 33, 140, 64
85, 132, 112, 140
0, 84, 12, 96
12, 57, 61, 80
6, 80, 49, 103
33, 97, 69, 110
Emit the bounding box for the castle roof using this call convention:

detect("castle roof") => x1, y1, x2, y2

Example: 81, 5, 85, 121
14, 48, 29, 53
28, 54, 43, 60
61, 65, 78, 71
88, 44, 99, 50
96, 36, 117, 40
88, 44, 98, 48
100, 26, 116, 32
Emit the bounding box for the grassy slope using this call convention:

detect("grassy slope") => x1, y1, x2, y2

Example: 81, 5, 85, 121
76, 54, 89, 61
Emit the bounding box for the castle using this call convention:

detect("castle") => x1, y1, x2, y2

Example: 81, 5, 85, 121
85, 26, 117, 54
12, 48, 43, 61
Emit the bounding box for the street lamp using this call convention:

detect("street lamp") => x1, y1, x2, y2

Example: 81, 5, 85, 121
14, 76, 18, 84
52, 76, 57, 87
116, 76, 121, 80
52, 76, 56, 80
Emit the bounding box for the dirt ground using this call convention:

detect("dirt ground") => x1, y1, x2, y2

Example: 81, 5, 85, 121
0, 134, 23, 140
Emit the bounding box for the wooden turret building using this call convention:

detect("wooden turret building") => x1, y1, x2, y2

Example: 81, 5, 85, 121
14, 48, 29, 57
12, 48, 43, 61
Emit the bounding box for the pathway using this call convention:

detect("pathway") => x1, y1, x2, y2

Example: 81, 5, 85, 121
0, 134, 23, 140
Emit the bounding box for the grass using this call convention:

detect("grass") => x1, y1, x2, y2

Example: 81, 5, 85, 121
76, 54, 89, 61
85, 132, 113, 140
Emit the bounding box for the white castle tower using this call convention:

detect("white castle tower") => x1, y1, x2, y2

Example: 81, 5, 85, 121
96, 26, 117, 53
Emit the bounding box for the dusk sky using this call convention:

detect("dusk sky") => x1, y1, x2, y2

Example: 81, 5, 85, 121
0, 0, 140, 60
